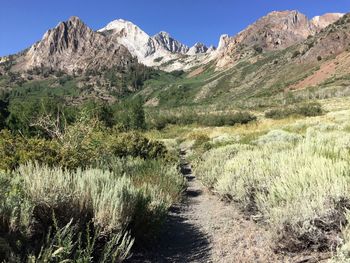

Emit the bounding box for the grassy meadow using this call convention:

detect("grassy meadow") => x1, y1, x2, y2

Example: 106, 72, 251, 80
173, 97, 350, 260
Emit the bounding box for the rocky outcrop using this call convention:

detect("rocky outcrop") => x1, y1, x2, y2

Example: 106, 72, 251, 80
152, 31, 189, 54
310, 13, 344, 30
229, 11, 314, 51
13, 16, 134, 73
98, 19, 199, 68
303, 14, 350, 62
187, 43, 209, 55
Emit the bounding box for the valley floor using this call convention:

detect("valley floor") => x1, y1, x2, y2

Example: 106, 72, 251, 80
129, 150, 329, 263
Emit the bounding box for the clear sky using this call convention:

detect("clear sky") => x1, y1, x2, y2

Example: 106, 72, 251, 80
1, 0, 350, 56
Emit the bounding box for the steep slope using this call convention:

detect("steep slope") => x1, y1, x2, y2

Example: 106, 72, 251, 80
216, 11, 344, 68
12, 16, 134, 73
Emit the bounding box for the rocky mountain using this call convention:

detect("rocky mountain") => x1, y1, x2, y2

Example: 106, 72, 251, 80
98, 19, 210, 69
98, 19, 154, 59
0, 10, 346, 82
187, 43, 209, 55
310, 13, 344, 29
11, 16, 134, 73
1, 17, 213, 75
215, 11, 344, 68
152, 31, 189, 54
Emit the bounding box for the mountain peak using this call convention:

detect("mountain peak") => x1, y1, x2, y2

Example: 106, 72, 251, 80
156, 31, 170, 37
268, 10, 299, 15
98, 18, 146, 35
15, 16, 133, 73
152, 31, 189, 54
187, 42, 209, 55
67, 16, 82, 23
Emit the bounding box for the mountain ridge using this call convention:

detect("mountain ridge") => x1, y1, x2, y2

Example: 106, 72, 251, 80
0, 10, 344, 75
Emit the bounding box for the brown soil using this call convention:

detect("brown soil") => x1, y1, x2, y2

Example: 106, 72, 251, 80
289, 52, 350, 91
187, 66, 205, 78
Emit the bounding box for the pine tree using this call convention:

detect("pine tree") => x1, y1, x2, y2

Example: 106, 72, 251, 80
130, 96, 146, 130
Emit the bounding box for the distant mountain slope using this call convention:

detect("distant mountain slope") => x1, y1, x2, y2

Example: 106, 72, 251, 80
139, 13, 350, 109
216, 11, 344, 68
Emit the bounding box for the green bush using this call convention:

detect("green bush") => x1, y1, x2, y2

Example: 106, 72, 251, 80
265, 103, 323, 119
148, 111, 257, 130
0, 130, 60, 171
0, 124, 168, 171
292, 50, 301, 58
0, 159, 183, 262
297, 102, 323, 117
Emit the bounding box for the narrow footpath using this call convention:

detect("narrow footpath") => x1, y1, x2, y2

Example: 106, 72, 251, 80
129, 150, 309, 263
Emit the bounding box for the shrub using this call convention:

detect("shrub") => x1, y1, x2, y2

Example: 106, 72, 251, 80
0, 130, 60, 171
17, 164, 137, 261
292, 50, 301, 58
0, 126, 168, 171
264, 108, 290, 119
195, 130, 350, 252
265, 103, 323, 119
253, 45, 263, 54
148, 111, 257, 129
254, 130, 303, 146
107, 132, 168, 160
0, 159, 182, 261
193, 144, 251, 188
297, 102, 323, 117
192, 133, 211, 151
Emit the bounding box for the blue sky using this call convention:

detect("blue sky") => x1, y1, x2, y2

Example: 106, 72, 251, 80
1, 0, 350, 56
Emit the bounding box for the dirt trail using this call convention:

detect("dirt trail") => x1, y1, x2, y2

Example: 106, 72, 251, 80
129, 150, 306, 263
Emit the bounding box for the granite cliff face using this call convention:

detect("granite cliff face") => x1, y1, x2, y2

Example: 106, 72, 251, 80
12, 17, 134, 73
152, 31, 189, 54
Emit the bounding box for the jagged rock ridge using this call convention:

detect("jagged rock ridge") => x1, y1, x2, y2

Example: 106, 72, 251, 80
98, 19, 212, 68
11, 16, 134, 73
